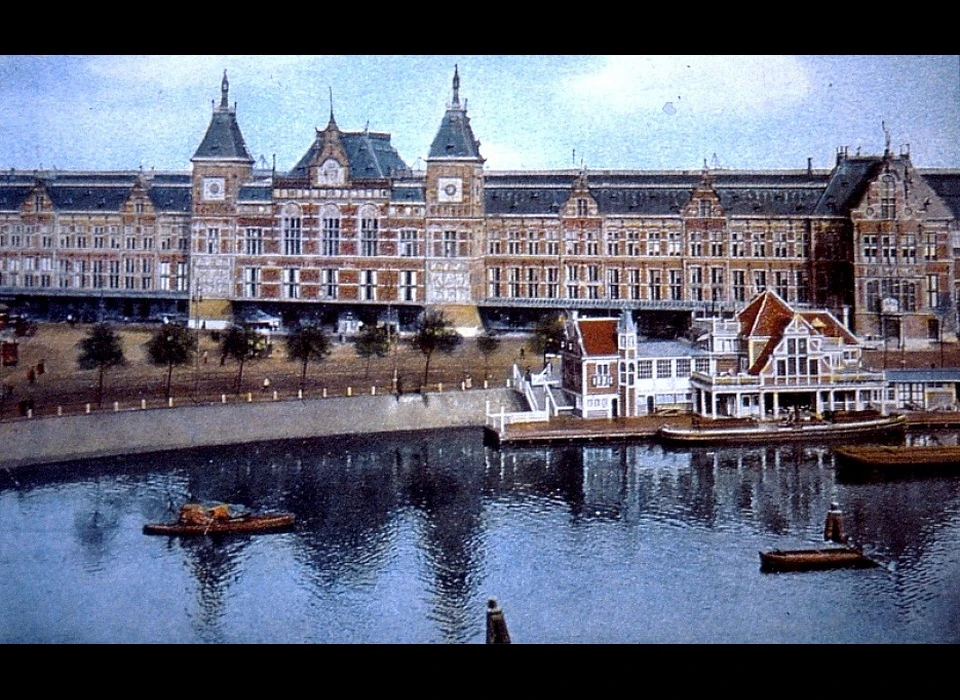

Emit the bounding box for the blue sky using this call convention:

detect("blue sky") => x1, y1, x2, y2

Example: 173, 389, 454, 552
0, 55, 957, 173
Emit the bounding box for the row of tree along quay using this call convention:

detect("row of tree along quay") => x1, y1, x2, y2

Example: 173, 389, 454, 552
0, 308, 568, 419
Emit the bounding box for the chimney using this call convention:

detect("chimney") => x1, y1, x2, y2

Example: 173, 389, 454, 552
807, 157, 813, 175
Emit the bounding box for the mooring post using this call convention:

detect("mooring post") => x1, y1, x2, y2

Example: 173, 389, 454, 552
824, 502, 847, 543
486, 598, 511, 644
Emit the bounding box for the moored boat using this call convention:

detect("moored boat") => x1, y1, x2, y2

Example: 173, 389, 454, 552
143, 503, 295, 536
834, 444, 960, 481
658, 413, 905, 445
759, 547, 879, 573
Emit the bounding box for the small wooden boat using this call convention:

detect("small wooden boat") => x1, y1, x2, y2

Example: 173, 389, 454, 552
759, 547, 879, 573
658, 413, 905, 445
143, 503, 295, 536
834, 444, 960, 470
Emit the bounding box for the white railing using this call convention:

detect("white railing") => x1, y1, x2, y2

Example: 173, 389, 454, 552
484, 400, 550, 433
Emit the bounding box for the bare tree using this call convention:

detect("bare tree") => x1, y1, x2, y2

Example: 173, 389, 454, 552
77, 323, 126, 408
410, 309, 462, 387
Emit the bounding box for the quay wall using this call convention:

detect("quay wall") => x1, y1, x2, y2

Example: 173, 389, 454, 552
0, 389, 526, 469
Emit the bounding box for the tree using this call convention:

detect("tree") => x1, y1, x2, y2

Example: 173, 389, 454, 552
527, 313, 565, 364
354, 323, 391, 378
77, 323, 126, 408
476, 331, 501, 377
220, 325, 263, 393
146, 324, 194, 400
410, 309, 462, 387
285, 323, 332, 390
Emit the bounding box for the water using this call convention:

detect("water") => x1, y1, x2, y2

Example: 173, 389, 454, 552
2, 428, 959, 643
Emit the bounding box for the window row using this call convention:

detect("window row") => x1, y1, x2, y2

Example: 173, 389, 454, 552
241, 269, 418, 302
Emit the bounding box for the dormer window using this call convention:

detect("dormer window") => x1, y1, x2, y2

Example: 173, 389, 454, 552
576, 198, 588, 217
698, 199, 711, 217
319, 159, 345, 186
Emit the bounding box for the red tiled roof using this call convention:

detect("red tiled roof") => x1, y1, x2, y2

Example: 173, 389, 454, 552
798, 311, 858, 344
578, 319, 618, 356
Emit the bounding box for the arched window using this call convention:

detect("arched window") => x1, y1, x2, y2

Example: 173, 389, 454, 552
282, 203, 302, 256
358, 204, 379, 257
321, 204, 341, 256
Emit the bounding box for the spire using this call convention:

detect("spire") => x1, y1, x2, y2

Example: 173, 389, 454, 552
429, 66, 483, 161
328, 86, 336, 128
220, 70, 229, 110
452, 64, 460, 106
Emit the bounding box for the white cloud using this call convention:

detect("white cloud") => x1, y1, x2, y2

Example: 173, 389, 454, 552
562, 55, 813, 117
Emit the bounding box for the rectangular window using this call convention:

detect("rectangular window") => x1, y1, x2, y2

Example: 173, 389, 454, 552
400, 270, 417, 301
206, 228, 219, 255
576, 198, 587, 217
245, 228, 263, 256
669, 269, 682, 301
638, 361, 653, 379
284, 268, 300, 299
443, 230, 458, 258
400, 230, 418, 257
753, 270, 767, 294
647, 231, 661, 256
360, 217, 378, 256
676, 359, 691, 377
283, 218, 301, 256
487, 268, 502, 298
160, 262, 172, 290
607, 268, 620, 300
924, 232, 937, 261
124, 259, 136, 289
649, 269, 662, 300
322, 217, 340, 256
360, 270, 377, 301
689, 266, 703, 301
689, 232, 702, 257
928, 274, 940, 309
92, 260, 105, 288
108, 260, 120, 289
243, 267, 260, 298
176, 262, 188, 291
694, 358, 710, 374
656, 359, 672, 378
321, 269, 338, 299
628, 269, 641, 300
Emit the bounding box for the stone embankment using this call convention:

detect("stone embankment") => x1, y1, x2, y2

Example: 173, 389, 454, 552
0, 388, 526, 469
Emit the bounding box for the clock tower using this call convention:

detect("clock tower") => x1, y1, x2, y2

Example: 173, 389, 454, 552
423, 66, 485, 333
190, 70, 255, 328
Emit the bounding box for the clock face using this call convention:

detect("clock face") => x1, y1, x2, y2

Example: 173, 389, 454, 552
437, 177, 463, 203
203, 177, 226, 201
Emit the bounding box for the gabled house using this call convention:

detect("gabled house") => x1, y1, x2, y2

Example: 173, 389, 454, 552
690, 290, 887, 419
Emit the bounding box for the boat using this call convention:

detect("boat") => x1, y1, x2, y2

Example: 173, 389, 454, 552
834, 444, 960, 480
658, 413, 905, 445
759, 547, 879, 573
143, 503, 295, 536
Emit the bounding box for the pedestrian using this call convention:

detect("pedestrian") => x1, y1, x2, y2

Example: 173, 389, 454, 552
202, 350, 208, 365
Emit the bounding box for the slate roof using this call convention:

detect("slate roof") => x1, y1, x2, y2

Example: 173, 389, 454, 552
428, 106, 482, 160
483, 171, 829, 217
812, 156, 884, 216
922, 172, 960, 219
237, 184, 272, 203
391, 182, 425, 202
635, 339, 708, 358
148, 186, 191, 213
0, 186, 32, 211
288, 131, 408, 180
192, 108, 253, 162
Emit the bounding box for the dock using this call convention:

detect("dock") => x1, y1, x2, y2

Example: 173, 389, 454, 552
484, 411, 960, 448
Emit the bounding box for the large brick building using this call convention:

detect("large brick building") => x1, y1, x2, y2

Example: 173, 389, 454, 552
2, 68, 959, 346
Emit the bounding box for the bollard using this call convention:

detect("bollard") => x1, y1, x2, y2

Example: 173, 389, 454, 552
347, 387, 352, 397
824, 502, 847, 544
114, 401, 119, 412
438, 382, 443, 393
484, 379, 489, 390
27, 408, 32, 419
168, 397, 174, 408
371, 386, 376, 396
273, 390, 278, 401
323, 388, 327, 398
461, 381, 466, 391
141, 399, 146, 410
247, 392, 252, 403
86, 403, 91, 414
298, 389, 303, 400
57, 406, 63, 416
486, 598, 511, 644
221, 394, 227, 404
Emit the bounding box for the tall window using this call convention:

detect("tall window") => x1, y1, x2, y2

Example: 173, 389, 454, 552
649, 269, 662, 301
509, 267, 521, 298
159, 262, 171, 291
881, 176, 896, 219
862, 235, 877, 261
731, 231, 744, 257
400, 230, 418, 257
322, 208, 340, 256
92, 260, 105, 288
284, 268, 300, 299
689, 232, 703, 257
321, 269, 338, 299
628, 269, 641, 300
576, 198, 588, 216
245, 228, 263, 255
487, 268, 501, 298
283, 215, 302, 256
206, 228, 219, 255
927, 274, 940, 309
443, 230, 458, 257
607, 268, 620, 300
400, 270, 417, 301
108, 260, 120, 289
648, 231, 661, 256
710, 267, 724, 301
360, 207, 378, 256
669, 269, 682, 301
546, 267, 559, 299
360, 270, 377, 301
689, 266, 703, 301
924, 232, 937, 261
243, 267, 260, 298
176, 262, 188, 291
753, 270, 767, 294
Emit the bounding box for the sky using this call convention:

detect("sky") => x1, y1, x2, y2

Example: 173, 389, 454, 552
0, 55, 957, 174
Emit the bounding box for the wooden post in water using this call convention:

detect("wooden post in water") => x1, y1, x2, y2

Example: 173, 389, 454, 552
824, 502, 846, 544
486, 598, 511, 644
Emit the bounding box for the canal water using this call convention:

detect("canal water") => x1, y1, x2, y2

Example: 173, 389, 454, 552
2, 428, 959, 643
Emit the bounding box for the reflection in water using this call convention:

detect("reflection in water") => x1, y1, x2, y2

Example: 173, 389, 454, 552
2, 428, 959, 642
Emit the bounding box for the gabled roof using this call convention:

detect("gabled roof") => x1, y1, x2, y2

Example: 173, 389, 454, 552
428, 106, 483, 160
922, 172, 960, 219
576, 318, 618, 357
812, 156, 884, 216
797, 311, 857, 344
288, 131, 408, 180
